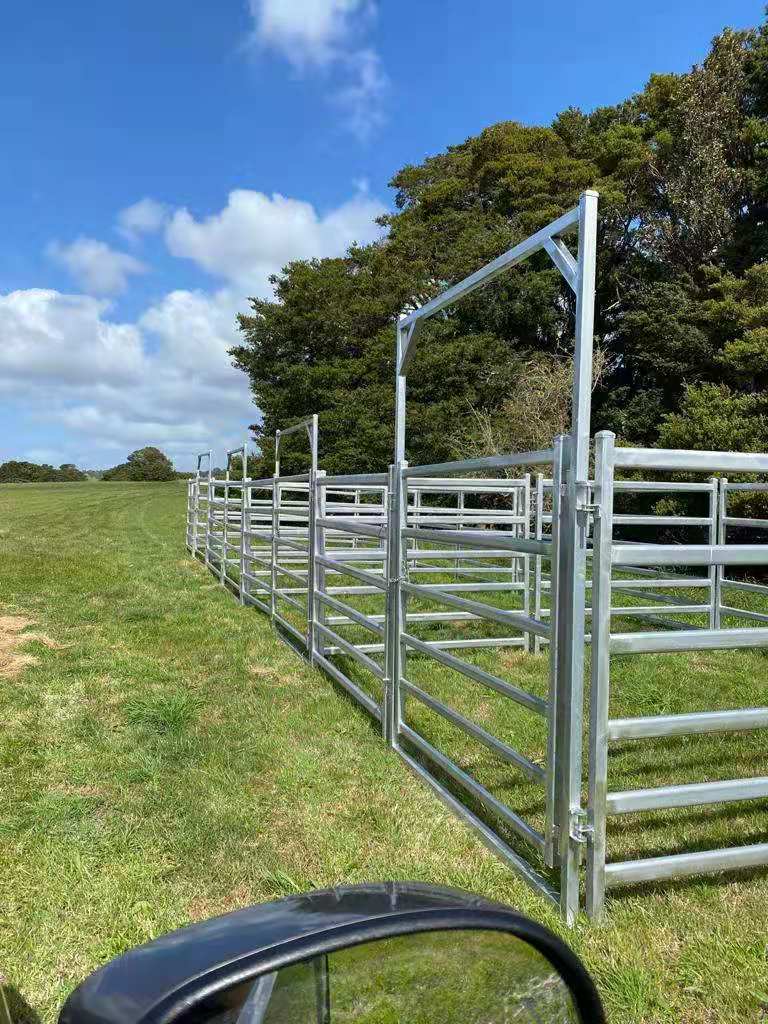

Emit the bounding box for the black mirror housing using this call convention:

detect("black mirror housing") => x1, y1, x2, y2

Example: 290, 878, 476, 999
60, 883, 604, 1024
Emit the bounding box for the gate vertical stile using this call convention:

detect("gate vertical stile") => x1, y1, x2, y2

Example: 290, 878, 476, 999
586, 430, 615, 918
205, 452, 213, 568
311, 469, 327, 666
708, 477, 719, 629
544, 435, 565, 869
522, 473, 531, 652
715, 477, 726, 629
240, 439, 249, 606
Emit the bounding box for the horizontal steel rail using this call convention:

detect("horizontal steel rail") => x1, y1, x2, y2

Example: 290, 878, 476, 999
610, 626, 768, 654
401, 678, 545, 782
613, 447, 768, 473
314, 590, 384, 637
317, 517, 386, 539
605, 844, 768, 888
400, 631, 546, 715
612, 543, 768, 567
404, 450, 554, 478
311, 652, 382, 720
314, 622, 385, 680
402, 526, 550, 556
607, 708, 768, 740
606, 777, 768, 814
400, 723, 546, 851
397, 746, 558, 906
402, 581, 549, 638
315, 555, 387, 591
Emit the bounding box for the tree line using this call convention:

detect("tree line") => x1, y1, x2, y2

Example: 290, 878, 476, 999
232, 15, 768, 475
0, 447, 181, 483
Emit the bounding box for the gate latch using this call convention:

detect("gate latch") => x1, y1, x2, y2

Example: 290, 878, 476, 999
569, 808, 593, 844
577, 503, 600, 526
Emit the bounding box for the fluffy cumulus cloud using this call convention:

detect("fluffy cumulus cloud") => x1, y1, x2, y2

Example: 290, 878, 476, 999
47, 237, 148, 295
249, 0, 387, 139
117, 197, 170, 242
0, 286, 253, 467
2, 183, 386, 468
0, 289, 144, 384
165, 186, 385, 291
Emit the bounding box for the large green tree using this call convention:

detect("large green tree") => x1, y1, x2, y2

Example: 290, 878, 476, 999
232, 17, 768, 473
102, 447, 176, 482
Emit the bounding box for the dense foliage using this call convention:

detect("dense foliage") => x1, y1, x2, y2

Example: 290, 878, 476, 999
0, 461, 87, 483
233, 17, 768, 474
102, 447, 176, 482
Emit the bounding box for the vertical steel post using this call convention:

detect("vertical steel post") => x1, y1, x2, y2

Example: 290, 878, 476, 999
715, 477, 727, 629
708, 477, 719, 629
586, 430, 615, 919
456, 488, 464, 570
307, 463, 318, 657
544, 438, 564, 868
270, 482, 279, 624
554, 190, 598, 923
312, 470, 327, 663
522, 473, 531, 652
205, 453, 213, 568
394, 324, 407, 464
534, 473, 544, 656
239, 441, 249, 605
385, 461, 408, 745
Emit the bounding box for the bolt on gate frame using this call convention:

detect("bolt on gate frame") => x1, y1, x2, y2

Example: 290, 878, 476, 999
187, 189, 768, 922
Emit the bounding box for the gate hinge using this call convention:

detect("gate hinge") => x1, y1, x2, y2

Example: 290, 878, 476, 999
569, 808, 593, 844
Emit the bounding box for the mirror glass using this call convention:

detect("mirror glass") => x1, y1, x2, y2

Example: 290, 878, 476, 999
229, 929, 579, 1024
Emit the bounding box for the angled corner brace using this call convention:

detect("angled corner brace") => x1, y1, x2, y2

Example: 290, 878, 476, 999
544, 236, 578, 293
398, 320, 420, 375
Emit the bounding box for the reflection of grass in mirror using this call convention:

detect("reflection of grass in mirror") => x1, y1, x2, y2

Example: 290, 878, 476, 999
259, 932, 576, 1024
2, 482, 767, 1024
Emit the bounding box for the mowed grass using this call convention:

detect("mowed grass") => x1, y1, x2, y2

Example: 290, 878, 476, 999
1, 482, 767, 1024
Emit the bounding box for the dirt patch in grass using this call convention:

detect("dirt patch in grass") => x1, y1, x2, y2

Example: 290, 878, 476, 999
0, 615, 63, 678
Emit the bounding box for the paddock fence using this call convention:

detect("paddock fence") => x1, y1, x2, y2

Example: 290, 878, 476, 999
185, 191, 768, 922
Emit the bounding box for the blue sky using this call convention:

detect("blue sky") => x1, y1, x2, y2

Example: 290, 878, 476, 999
0, 0, 762, 469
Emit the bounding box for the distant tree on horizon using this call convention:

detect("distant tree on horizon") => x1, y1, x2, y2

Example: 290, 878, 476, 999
0, 460, 88, 483
102, 447, 176, 482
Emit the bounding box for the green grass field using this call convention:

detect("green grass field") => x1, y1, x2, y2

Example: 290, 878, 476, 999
1, 481, 767, 1024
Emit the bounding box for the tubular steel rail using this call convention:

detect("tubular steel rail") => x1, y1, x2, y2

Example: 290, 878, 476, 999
185, 191, 768, 922
587, 433, 768, 918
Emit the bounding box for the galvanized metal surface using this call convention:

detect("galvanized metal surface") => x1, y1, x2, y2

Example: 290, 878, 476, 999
186, 190, 768, 923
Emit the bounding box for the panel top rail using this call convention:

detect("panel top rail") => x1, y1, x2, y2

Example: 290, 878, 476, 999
243, 473, 311, 489
613, 446, 768, 474
541, 478, 714, 493
408, 477, 527, 492
318, 472, 388, 487
276, 417, 316, 438
404, 450, 554, 479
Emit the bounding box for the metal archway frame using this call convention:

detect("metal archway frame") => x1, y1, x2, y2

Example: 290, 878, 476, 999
389, 192, 598, 924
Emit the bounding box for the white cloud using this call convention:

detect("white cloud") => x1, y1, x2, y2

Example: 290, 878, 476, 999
0, 289, 144, 384
117, 197, 169, 242
248, 0, 387, 140
1, 184, 385, 469
47, 237, 148, 295
252, 0, 374, 67
165, 186, 385, 291
0, 286, 253, 469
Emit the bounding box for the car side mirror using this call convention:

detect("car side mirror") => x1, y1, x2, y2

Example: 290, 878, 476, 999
59, 883, 604, 1024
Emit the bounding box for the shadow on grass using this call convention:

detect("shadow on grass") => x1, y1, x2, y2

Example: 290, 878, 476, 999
1, 986, 42, 1024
